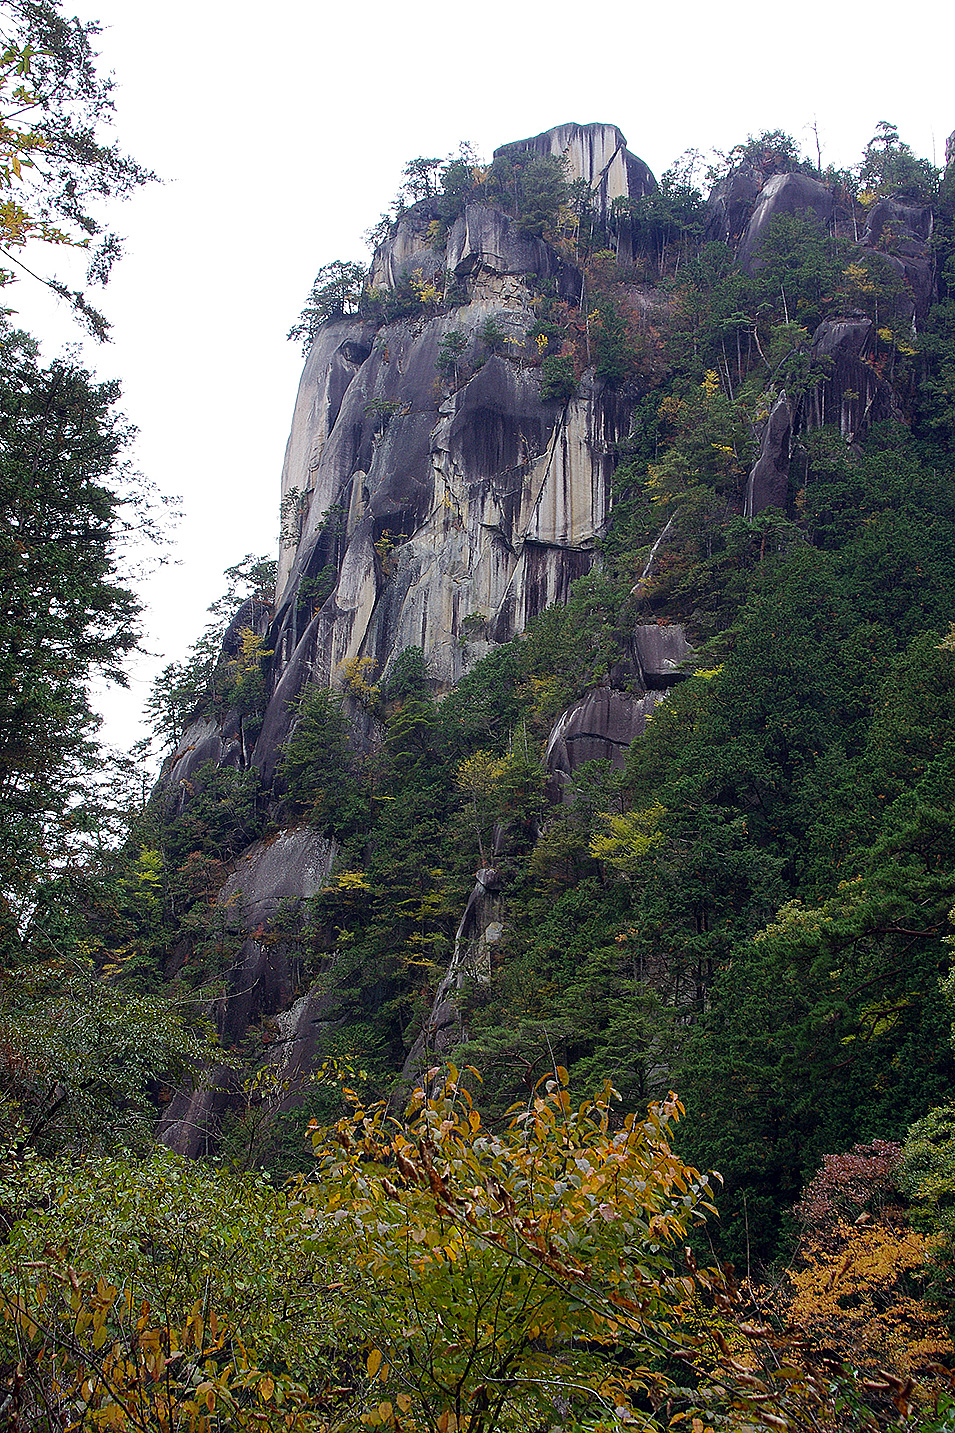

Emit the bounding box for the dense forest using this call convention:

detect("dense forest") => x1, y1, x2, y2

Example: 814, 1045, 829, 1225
3, 2, 955, 1428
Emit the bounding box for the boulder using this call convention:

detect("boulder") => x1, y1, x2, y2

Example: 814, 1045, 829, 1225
157, 826, 338, 1156
861, 196, 934, 323
737, 173, 834, 274
704, 163, 763, 246
632, 624, 693, 687
545, 688, 664, 796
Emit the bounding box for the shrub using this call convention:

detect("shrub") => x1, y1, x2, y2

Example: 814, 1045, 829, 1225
540, 354, 577, 402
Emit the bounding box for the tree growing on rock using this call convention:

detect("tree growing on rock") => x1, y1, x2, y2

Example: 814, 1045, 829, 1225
288, 259, 365, 351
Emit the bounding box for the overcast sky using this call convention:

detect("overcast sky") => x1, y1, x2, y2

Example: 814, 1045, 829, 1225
11, 0, 955, 753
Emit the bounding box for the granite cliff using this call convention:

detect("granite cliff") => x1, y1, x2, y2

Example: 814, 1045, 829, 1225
157, 120, 953, 1154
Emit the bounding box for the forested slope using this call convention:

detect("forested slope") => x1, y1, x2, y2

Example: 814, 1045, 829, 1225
133, 119, 955, 1251
5, 72, 955, 1429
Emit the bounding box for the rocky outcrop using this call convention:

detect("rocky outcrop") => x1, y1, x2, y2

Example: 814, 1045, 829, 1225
446, 203, 580, 301
632, 623, 693, 687
268, 169, 639, 743
805, 314, 903, 438
159, 126, 661, 1154
156, 119, 951, 1153
544, 688, 664, 796
494, 121, 655, 229
400, 866, 503, 1093
158, 826, 336, 1155
861, 195, 934, 324
737, 172, 835, 274
704, 163, 763, 247
746, 392, 793, 516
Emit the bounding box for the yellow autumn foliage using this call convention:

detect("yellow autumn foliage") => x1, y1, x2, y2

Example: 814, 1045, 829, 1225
784, 1217, 953, 1379
590, 803, 667, 875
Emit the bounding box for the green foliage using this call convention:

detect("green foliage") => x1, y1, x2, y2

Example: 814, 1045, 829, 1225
709, 128, 810, 184
288, 259, 365, 352
306, 1070, 720, 1433
0, 1147, 336, 1430
159, 761, 264, 870
435, 327, 468, 381
278, 685, 368, 837
592, 296, 636, 386
0, 0, 154, 334
484, 150, 568, 238
617, 156, 706, 276
751, 212, 847, 330
677, 653, 955, 1260
383, 646, 429, 702
0, 324, 149, 904
539, 353, 576, 401
144, 554, 276, 753
399, 154, 443, 203
859, 120, 939, 200
476, 315, 507, 354
0, 958, 206, 1156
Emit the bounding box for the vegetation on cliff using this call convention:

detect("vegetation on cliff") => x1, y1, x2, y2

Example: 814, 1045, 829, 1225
2, 10, 955, 1418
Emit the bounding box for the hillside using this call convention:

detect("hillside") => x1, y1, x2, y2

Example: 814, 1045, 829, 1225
6, 108, 955, 1430
139, 117, 955, 1235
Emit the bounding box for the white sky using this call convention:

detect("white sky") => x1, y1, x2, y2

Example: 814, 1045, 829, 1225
10, 0, 955, 752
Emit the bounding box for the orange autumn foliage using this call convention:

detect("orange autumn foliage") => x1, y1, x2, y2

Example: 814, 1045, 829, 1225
783, 1212, 953, 1379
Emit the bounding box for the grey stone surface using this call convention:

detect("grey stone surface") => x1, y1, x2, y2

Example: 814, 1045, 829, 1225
447, 203, 580, 302
157, 827, 337, 1155
745, 392, 793, 516
163, 716, 244, 798
704, 163, 763, 247
494, 122, 655, 221
806, 314, 903, 438
399, 866, 503, 1095
737, 173, 835, 274
218, 826, 336, 931
158, 1064, 239, 1160
861, 196, 934, 322
369, 199, 445, 291
632, 624, 693, 686
271, 218, 633, 714
545, 688, 664, 795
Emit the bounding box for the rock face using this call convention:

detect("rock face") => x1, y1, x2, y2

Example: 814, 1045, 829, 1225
737, 172, 835, 274
545, 688, 664, 796
746, 392, 793, 517
400, 866, 503, 1090
704, 163, 763, 247
632, 624, 694, 688
265, 131, 655, 769
805, 314, 903, 438
156, 119, 951, 1155
861, 196, 934, 324
159, 122, 665, 1152
157, 826, 336, 1156
494, 121, 656, 243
